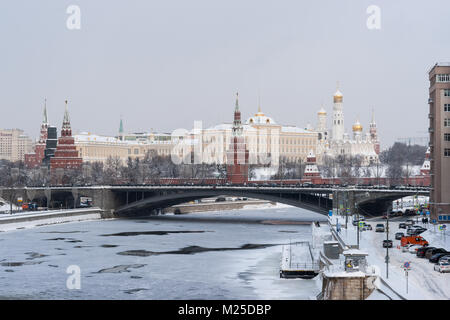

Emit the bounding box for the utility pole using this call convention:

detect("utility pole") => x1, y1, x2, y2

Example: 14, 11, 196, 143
386, 206, 390, 278
356, 204, 360, 249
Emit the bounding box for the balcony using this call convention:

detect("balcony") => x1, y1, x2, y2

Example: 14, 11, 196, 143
428, 127, 434, 133
428, 113, 434, 119
428, 98, 434, 104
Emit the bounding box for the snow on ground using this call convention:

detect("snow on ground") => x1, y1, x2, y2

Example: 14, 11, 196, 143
330, 214, 450, 299
0, 208, 103, 233
250, 167, 278, 180
0, 198, 19, 213
241, 202, 292, 210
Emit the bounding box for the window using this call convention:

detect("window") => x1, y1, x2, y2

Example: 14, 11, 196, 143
445, 149, 450, 157
445, 104, 450, 112
445, 89, 450, 97
437, 74, 450, 82
445, 133, 450, 142
445, 119, 450, 127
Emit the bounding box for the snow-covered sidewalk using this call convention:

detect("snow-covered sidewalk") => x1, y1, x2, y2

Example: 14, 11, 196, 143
329, 214, 450, 299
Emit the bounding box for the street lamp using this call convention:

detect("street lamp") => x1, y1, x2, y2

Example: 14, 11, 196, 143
385, 206, 391, 278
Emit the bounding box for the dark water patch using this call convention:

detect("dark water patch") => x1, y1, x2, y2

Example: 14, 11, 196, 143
117, 243, 278, 257
44, 238, 82, 243
278, 230, 299, 233
74, 245, 92, 248
100, 230, 208, 237
1, 261, 45, 267
48, 265, 58, 268
100, 244, 119, 248
16, 227, 25, 230
4, 270, 14, 272
238, 271, 253, 284
25, 252, 48, 260
96, 264, 146, 274
124, 288, 148, 294
130, 276, 143, 279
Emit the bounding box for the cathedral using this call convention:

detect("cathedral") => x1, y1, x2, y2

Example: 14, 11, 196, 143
315, 86, 380, 165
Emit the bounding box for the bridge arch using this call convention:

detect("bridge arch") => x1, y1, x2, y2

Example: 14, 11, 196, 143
114, 189, 331, 216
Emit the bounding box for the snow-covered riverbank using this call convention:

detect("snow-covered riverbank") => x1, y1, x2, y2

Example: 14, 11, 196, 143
330, 215, 450, 299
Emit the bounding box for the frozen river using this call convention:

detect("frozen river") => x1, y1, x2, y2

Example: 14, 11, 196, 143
0, 204, 327, 300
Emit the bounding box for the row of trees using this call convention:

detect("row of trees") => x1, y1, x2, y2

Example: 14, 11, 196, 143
0, 142, 427, 187
0, 151, 226, 187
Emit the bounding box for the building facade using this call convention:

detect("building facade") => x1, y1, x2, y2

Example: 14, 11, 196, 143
428, 63, 450, 222
0, 128, 33, 162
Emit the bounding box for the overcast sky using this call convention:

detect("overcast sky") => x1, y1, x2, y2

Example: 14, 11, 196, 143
1, 0, 449, 148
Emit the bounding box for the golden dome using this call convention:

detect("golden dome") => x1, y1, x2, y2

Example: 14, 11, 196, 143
352, 120, 363, 132
318, 107, 327, 115
333, 90, 343, 103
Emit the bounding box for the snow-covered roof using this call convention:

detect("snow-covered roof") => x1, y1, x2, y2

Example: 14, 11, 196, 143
281, 126, 312, 134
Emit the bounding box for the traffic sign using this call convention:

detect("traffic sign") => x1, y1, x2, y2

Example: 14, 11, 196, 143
328, 210, 333, 217
403, 261, 411, 270
426, 211, 430, 216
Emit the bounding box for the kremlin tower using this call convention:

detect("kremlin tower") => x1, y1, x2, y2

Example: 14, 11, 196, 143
303, 150, 321, 178
226, 93, 249, 184
25, 100, 50, 168
50, 100, 82, 172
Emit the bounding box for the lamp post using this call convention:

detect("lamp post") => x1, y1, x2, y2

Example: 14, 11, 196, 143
356, 204, 360, 249
385, 206, 391, 278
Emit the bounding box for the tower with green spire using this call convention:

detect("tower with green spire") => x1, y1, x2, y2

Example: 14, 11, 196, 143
119, 117, 124, 141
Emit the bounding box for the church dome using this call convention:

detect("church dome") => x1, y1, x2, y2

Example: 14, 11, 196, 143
333, 89, 343, 103
246, 107, 276, 125
352, 119, 363, 132
318, 107, 327, 116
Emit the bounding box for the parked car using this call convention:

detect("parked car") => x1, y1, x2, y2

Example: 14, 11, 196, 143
383, 240, 393, 248
434, 260, 450, 273
399, 223, 407, 229
409, 245, 421, 254
365, 224, 372, 231
376, 224, 385, 232
429, 253, 450, 263
417, 246, 434, 258
395, 232, 404, 240
406, 227, 427, 236
425, 248, 447, 260
402, 244, 414, 252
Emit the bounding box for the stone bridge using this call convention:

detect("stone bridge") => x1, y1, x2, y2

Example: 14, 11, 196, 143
0, 185, 430, 218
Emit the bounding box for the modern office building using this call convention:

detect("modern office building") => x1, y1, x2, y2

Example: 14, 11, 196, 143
428, 62, 450, 222
0, 128, 33, 162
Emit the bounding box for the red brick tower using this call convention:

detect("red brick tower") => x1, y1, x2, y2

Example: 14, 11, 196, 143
25, 100, 49, 168
303, 150, 321, 178
50, 100, 82, 171
226, 93, 249, 184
